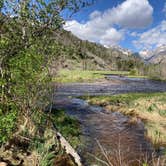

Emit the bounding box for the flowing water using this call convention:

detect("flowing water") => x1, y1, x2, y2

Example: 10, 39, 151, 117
56, 75, 166, 97
53, 75, 166, 165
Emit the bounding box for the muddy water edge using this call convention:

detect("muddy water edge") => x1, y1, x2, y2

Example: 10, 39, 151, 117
54, 76, 166, 165
53, 97, 156, 166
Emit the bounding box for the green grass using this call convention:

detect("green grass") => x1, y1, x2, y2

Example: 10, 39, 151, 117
54, 70, 130, 83
51, 109, 81, 148
83, 92, 166, 148
128, 75, 149, 79
0, 103, 18, 144
149, 76, 166, 82
53, 69, 150, 83
28, 109, 80, 165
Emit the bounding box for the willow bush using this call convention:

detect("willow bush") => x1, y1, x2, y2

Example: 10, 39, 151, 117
0, 0, 93, 143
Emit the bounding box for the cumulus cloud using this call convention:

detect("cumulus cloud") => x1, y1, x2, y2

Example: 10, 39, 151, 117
89, 11, 101, 19
100, 28, 125, 46
130, 32, 139, 37
133, 20, 166, 49
103, 0, 153, 28
64, 0, 153, 47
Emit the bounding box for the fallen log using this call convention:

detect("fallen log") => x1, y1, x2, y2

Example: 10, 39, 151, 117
56, 132, 82, 166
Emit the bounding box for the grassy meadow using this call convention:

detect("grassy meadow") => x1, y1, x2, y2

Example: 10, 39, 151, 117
54, 69, 136, 83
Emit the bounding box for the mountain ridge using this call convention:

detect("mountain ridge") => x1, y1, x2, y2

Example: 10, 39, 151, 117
139, 45, 166, 64
55, 30, 142, 70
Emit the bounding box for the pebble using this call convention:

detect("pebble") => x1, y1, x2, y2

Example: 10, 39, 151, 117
0, 162, 7, 166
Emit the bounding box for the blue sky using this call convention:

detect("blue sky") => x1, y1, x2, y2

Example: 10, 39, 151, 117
64, 0, 166, 52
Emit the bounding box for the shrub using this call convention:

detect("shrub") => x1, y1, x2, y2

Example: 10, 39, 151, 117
130, 68, 138, 75
0, 103, 17, 144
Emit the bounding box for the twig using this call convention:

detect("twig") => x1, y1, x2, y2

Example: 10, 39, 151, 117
87, 152, 110, 166
95, 139, 114, 166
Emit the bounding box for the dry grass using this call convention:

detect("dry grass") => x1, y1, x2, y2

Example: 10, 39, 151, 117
85, 93, 166, 148
90, 139, 166, 166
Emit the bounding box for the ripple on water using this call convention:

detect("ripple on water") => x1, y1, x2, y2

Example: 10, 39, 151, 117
53, 97, 154, 166
56, 76, 166, 97
54, 76, 166, 165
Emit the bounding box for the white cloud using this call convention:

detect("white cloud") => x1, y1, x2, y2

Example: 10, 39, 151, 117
104, 0, 153, 28
130, 32, 139, 37
64, 0, 153, 47
89, 11, 101, 20
133, 20, 166, 50
100, 28, 124, 46
64, 20, 106, 42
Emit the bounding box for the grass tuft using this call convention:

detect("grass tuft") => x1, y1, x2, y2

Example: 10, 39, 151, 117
83, 92, 166, 148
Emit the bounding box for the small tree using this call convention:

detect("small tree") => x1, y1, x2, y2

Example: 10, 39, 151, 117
0, 0, 94, 143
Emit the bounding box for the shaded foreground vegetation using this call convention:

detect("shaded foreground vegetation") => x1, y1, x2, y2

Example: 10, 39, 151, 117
0, 107, 80, 165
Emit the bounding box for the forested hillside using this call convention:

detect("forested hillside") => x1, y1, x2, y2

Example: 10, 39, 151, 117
56, 30, 166, 79
53, 30, 144, 71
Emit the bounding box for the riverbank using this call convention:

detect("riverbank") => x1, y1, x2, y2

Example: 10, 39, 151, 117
54, 69, 166, 84
4, 71, 163, 165
54, 73, 166, 165
54, 70, 130, 83
83, 92, 166, 150
53, 96, 166, 166
0, 108, 80, 166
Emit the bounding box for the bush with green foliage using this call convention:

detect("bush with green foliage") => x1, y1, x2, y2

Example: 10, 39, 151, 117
0, 103, 17, 143
0, 0, 93, 145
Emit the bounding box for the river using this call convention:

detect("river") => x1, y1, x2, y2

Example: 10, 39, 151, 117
53, 75, 166, 166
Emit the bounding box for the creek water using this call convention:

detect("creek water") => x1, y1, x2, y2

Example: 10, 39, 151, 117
53, 75, 166, 166
56, 75, 166, 97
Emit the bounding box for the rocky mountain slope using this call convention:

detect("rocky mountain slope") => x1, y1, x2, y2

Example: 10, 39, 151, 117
55, 30, 142, 70
139, 45, 166, 64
